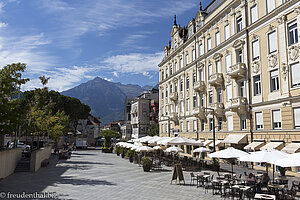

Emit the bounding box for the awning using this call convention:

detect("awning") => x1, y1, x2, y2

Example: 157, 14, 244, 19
260, 142, 284, 151
202, 140, 213, 146
223, 134, 248, 144
243, 141, 265, 151
281, 143, 300, 154
209, 140, 224, 147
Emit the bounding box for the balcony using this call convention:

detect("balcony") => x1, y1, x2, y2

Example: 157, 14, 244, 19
192, 107, 206, 119
193, 81, 205, 93
228, 63, 247, 79
169, 92, 178, 101
170, 112, 179, 125
228, 97, 248, 113
208, 73, 224, 87
210, 102, 224, 116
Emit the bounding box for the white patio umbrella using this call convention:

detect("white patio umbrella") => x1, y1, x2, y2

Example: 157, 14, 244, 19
116, 142, 125, 146
131, 142, 143, 151
209, 147, 249, 175
167, 137, 202, 146
153, 146, 163, 150
147, 136, 161, 146
165, 146, 183, 153
270, 152, 300, 167
157, 137, 172, 145
136, 146, 154, 152
139, 136, 153, 143
239, 149, 288, 179
193, 147, 211, 153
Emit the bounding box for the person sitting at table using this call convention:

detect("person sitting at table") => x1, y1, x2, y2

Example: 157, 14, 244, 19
261, 173, 270, 187
247, 173, 256, 185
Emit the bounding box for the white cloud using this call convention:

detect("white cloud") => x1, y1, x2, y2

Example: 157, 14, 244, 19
102, 52, 163, 74
113, 71, 119, 78
103, 77, 113, 82
0, 22, 7, 28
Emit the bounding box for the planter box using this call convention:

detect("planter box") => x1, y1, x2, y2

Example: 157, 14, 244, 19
102, 149, 113, 153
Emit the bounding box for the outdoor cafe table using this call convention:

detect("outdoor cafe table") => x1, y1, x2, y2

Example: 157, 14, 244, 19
254, 193, 276, 200
196, 174, 210, 187
212, 179, 229, 196
231, 185, 251, 199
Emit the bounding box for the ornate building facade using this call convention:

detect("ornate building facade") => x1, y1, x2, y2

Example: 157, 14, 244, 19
158, 0, 300, 156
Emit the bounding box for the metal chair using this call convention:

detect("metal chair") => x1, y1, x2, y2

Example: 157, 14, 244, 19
190, 172, 197, 186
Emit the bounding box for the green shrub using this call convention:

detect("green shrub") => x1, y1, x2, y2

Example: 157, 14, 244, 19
126, 149, 134, 158
141, 157, 152, 167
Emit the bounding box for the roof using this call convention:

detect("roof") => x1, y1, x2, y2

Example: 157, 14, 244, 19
204, 0, 226, 14
281, 143, 300, 154
223, 134, 248, 144
209, 140, 224, 147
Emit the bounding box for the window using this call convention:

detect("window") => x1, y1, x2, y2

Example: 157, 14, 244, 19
288, 21, 298, 45
186, 54, 189, 65
200, 68, 204, 81
165, 69, 168, 78
252, 40, 260, 60
215, 31, 220, 46
250, 5, 258, 23
161, 124, 164, 133
209, 118, 213, 131
236, 17, 242, 33
266, 0, 275, 13
199, 43, 204, 56
200, 94, 204, 106
180, 101, 184, 112
240, 81, 245, 97
294, 108, 300, 129
225, 54, 231, 72
175, 62, 178, 72
193, 96, 197, 108
208, 64, 213, 76
161, 71, 164, 80
272, 110, 281, 129
216, 61, 221, 73
254, 75, 261, 95
227, 115, 233, 131
209, 91, 213, 104
180, 57, 183, 68
237, 49, 243, 63
207, 37, 212, 51
218, 117, 223, 131
161, 90, 164, 99
201, 120, 205, 131
186, 99, 189, 111
224, 24, 230, 40
170, 84, 173, 93
180, 80, 183, 91
165, 105, 168, 115
170, 65, 173, 75
192, 49, 195, 61
268, 31, 277, 53
165, 89, 168, 98
255, 112, 263, 130
193, 73, 196, 85
291, 62, 300, 87
186, 77, 189, 89
270, 70, 279, 92
217, 88, 222, 103
240, 115, 247, 130
180, 121, 183, 132
226, 85, 232, 101
186, 121, 190, 132
193, 120, 197, 132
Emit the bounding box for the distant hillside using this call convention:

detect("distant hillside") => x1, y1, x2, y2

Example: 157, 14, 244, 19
61, 77, 153, 125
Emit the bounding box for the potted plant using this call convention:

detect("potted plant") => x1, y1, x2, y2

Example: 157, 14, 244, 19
126, 149, 134, 163
100, 130, 120, 153
115, 146, 120, 156
120, 147, 126, 158
142, 157, 152, 172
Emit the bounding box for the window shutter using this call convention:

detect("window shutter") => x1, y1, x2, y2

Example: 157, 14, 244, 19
225, 54, 231, 72
291, 63, 300, 86
268, 31, 277, 53
227, 115, 233, 131
294, 108, 300, 127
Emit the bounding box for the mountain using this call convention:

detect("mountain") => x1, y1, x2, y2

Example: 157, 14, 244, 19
61, 77, 154, 125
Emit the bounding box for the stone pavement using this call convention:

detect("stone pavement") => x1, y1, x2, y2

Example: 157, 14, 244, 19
0, 150, 218, 200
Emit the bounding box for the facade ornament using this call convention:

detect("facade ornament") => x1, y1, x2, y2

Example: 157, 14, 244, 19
225, 50, 231, 55
289, 45, 300, 61
225, 74, 231, 83
236, 11, 242, 18
277, 15, 287, 25
250, 0, 257, 7
268, 25, 275, 32
251, 34, 259, 41
268, 54, 278, 68
213, 53, 223, 61
294, 7, 300, 15
281, 63, 288, 81
252, 61, 260, 74
233, 39, 245, 49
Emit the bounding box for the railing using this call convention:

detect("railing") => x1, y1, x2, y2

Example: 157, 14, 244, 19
193, 81, 205, 93
228, 63, 247, 79
208, 73, 224, 87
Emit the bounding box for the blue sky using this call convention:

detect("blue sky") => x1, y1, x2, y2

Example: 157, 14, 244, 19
0, 0, 212, 92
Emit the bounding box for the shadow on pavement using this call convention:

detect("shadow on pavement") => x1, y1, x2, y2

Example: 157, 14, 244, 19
60, 160, 113, 165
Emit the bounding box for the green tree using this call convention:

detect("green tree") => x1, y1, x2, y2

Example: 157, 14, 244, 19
100, 130, 120, 148
0, 63, 29, 136
148, 124, 159, 136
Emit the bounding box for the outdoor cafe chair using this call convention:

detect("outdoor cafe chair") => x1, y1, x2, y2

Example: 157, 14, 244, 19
204, 175, 214, 194
190, 172, 197, 186
217, 171, 225, 180
212, 181, 222, 195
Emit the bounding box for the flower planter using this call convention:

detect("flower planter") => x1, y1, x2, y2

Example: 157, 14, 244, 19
102, 148, 113, 153
143, 165, 151, 172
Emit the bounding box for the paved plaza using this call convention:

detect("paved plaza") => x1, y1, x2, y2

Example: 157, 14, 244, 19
0, 150, 217, 200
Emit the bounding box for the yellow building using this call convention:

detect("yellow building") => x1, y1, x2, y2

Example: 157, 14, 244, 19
158, 0, 300, 160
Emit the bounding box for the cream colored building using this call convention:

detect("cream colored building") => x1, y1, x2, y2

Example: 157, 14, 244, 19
158, 0, 300, 160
